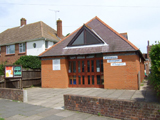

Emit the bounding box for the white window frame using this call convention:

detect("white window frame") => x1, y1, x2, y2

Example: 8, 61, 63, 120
19, 43, 26, 53
6, 45, 15, 54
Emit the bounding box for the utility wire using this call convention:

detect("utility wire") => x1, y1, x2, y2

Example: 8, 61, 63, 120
0, 3, 160, 8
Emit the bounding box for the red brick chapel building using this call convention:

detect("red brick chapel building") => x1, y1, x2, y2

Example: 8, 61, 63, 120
39, 16, 145, 90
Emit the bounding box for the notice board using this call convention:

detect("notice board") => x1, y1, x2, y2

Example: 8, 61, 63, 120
5, 65, 22, 78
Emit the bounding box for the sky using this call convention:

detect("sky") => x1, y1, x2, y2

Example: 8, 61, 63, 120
0, 0, 160, 53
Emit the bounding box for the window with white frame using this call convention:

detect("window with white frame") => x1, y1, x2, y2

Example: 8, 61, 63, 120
19, 43, 26, 53
45, 41, 48, 49
6, 45, 15, 54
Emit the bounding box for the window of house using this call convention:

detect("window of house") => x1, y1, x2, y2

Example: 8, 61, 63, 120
0, 47, 1, 55
45, 41, 48, 49
19, 43, 26, 53
6, 45, 15, 54
33, 43, 36, 48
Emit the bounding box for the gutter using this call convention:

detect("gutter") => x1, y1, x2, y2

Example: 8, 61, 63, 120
0, 37, 59, 46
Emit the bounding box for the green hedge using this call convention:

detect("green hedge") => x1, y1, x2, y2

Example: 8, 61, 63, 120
14, 55, 41, 69
149, 42, 160, 96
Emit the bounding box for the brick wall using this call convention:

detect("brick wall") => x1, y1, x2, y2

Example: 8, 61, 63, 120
103, 54, 143, 90
140, 60, 144, 82
0, 88, 23, 102
64, 94, 160, 120
0, 43, 26, 64
144, 60, 150, 75
41, 57, 69, 88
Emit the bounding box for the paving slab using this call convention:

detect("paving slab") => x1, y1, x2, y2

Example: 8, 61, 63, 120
37, 109, 62, 117
86, 115, 117, 120
97, 89, 116, 97
145, 90, 159, 103
23, 115, 43, 120
107, 90, 125, 99
40, 115, 64, 120
5, 115, 27, 120
62, 112, 92, 120
55, 110, 76, 117
118, 90, 136, 100
131, 90, 145, 102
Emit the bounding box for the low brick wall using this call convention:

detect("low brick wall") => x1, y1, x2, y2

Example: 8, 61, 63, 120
0, 88, 23, 102
64, 94, 160, 119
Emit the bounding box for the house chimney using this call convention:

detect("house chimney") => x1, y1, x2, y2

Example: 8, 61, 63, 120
20, 18, 26, 26
120, 32, 128, 40
57, 18, 62, 39
148, 40, 149, 46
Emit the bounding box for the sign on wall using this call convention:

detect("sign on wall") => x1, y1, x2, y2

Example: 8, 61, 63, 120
14, 66, 22, 77
5, 66, 22, 78
111, 62, 126, 66
53, 59, 61, 70
107, 59, 122, 63
103, 56, 118, 59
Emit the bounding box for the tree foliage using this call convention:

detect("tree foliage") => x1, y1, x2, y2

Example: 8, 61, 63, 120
14, 55, 41, 69
149, 42, 160, 95
0, 61, 7, 75
66, 33, 70, 37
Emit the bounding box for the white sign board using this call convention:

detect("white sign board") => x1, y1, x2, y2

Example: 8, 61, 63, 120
53, 59, 61, 70
107, 59, 122, 63
103, 56, 118, 59
111, 62, 126, 66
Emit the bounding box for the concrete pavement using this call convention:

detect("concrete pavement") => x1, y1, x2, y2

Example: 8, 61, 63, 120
26, 80, 159, 109
0, 98, 118, 120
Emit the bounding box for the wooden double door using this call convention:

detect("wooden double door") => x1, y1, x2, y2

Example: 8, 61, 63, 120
68, 55, 104, 88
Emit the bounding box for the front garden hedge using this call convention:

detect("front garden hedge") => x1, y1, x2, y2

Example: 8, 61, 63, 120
14, 55, 41, 69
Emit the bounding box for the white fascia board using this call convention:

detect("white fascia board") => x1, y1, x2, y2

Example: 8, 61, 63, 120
63, 43, 108, 49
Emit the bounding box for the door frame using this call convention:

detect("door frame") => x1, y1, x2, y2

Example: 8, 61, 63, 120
68, 55, 104, 88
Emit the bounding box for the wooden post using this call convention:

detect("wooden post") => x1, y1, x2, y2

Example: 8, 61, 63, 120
20, 78, 22, 89
21, 78, 23, 89
4, 79, 6, 88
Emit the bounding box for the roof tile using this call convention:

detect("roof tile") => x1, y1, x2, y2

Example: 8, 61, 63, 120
0, 21, 60, 45
39, 16, 138, 57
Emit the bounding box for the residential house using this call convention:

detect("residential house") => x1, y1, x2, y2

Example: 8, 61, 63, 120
39, 16, 144, 90
143, 41, 152, 76
0, 18, 63, 64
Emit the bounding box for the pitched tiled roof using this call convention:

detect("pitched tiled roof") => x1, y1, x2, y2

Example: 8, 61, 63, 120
0, 21, 60, 45
39, 16, 139, 57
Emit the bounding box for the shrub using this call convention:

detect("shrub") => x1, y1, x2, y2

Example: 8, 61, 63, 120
0, 61, 7, 75
149, 42, 160, 96
14, 55, 41, 69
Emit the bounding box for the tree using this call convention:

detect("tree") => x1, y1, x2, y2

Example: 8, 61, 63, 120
14, 55, 41, 69
66, 33, 70, 37
149, 42, 160, 95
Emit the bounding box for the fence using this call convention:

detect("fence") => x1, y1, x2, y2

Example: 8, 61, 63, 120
0, 69, 41, 88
